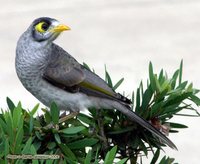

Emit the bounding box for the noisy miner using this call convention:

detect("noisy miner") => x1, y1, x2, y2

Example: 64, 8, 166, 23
15, 17, 176, 149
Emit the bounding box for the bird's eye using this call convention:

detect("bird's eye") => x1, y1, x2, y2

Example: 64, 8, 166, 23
35, 22, 50, 33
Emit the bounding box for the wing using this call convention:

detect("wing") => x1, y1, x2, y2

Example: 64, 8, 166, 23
43, 44, 130, 104
44, 61, 85, 87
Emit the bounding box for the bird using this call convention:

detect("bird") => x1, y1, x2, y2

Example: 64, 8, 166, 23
15, 17, 177, 149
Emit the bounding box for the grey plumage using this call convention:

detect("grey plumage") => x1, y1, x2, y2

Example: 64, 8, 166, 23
15, 17, 177, 149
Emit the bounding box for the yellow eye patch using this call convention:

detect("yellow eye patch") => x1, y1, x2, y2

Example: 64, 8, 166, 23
35, 22, 49, 33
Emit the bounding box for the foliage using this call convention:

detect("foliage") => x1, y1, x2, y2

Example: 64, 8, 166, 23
0, 61, 199, 163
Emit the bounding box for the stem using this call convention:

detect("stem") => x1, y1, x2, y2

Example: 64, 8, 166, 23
97, 110, 109, 155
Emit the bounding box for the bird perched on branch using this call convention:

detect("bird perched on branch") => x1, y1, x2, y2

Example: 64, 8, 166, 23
15, 17, 177, 149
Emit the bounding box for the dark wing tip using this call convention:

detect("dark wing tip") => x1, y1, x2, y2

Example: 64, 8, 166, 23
117, 93, 132, 104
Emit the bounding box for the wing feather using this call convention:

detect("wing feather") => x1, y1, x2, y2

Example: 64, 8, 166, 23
43, 44, 131, 104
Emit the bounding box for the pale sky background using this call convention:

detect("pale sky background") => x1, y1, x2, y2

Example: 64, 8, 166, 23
0, 0, 200, 163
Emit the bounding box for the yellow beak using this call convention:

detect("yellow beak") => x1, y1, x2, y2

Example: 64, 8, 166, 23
50, 24, 71, 33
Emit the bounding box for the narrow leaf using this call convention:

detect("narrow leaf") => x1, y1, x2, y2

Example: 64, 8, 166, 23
169, 122, 188, 129
150, 149, 160, 164
113, 78, 124, 90
47, 142, 56, 150
68, 138, 98, 149
6, 97, 15, 113
149, 62, 156, 91
4, 138, 9, 156
177, 81, 188, 89
84, 149, 92, 164
141, 86, 153, 110
171, 69, 179, 89
105, 66, 113, 88
104, 146, 117, 164
59, 144, 77, 161
179, 60, 183, 85
116, 158, 128, 164
54, 133, 61, 144
22, 137, 32, 154
135, 88, 141, 113
60, 126, 85, 134
77, 113, 94, 125
13, 104, 22, 129
190, 95, 200, 106
15, 126, 24, 153
83, 62, 91, 71
30, 103, 39, 116
50, 102, 59, 124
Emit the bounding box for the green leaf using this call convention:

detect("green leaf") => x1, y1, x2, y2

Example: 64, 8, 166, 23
83, 62, 91, 71
13, 103, 23, 129
179, 60, 183, 85
158, 69, 164, 83
104, 146, 117, 164
160, 80, 170, 92
140, 80, 144, 95
162, 104, 188, 116
135, 88, 141, 113
84, 149, 92, 164
59, 144, 77, 161
108, 126, 134, 134
149, 62, 156, 91
33, 141, 41, 151
0, 118, 7, 134
47, 142, 56, 150
116, 159, 128, 164
4, 112, 14, 145
169, 122, 188, 129
131, 91, 134, 109
105, 66, 113, 88
155, 76, 162, 93
50, 102, 59, 124
35, 131, 42, 140
169, 130, 179, 133
6, 97, 15, 113
45, 160, 54, 164
54, 133, 61, 144
22, 137, 32, 154
30, 145, 37, 155
32, 160, 39, 164
177, 81, 188, 90
29, 115, 34, 133
187, 83, 193, 92
175, 113, 200, 117
150, 149, 160, 164
165, 92, 192, 107
190, 95, 200, 106
68, 138, 98, 149
77, 113, 94, 126
141, 86, 153, 110
60, 126, 85, 134
30, 103, 39, 116
15, 126, 24, 153
113, 78, 124, 90
139, 139, 148, 156
4, 138, 9, 156
150, 101, 164, 118
44, 109, 51, 124
171, 69, 179, 89
159, 156, 175, 164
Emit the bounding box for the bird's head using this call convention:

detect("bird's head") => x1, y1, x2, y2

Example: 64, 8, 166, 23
29, 17, 70, 43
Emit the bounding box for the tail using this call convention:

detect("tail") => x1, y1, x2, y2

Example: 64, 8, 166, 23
113, 102, 177, 150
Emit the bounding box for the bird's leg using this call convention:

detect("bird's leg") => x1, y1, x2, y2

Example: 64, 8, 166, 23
96, 109, 109, 157
59, 111, 79, 124
41, 111, 79, 131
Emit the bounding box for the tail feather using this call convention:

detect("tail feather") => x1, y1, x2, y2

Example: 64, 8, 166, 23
113, 102, 177, 150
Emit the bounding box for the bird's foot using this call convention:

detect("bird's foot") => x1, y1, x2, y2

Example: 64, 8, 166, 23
59, 111, 79, 124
